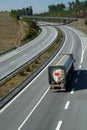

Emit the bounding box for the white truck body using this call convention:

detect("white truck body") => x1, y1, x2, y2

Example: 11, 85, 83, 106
48, 54, 74, 90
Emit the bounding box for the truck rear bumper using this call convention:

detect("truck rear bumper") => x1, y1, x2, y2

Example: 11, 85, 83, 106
49, 85, 66, 91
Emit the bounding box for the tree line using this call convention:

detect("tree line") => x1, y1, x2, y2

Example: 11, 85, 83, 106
40, 0, 87, 17
11, 6, 33, 19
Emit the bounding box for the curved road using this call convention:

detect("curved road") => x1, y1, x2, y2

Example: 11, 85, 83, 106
0, 26, 57, 81
0, 26, 87, 130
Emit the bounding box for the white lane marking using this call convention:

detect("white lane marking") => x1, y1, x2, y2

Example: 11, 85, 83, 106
17, 88, 49, 130
66, 26, 86, 65
77, 71, 80, 75
0, 27, 67, 114
80, 46, 87, 64
10, 61, 15, 65
60, 29, 67, 47
64, 101, 70, 110
23, 54, 28, 57
70, 39, 74, 54
75, 78, 78, 83
56, 121, 63, 130
69, 31, 74, 54
80, 40, 84, 64
79, 65, 81, 69
70, 88, 75, 94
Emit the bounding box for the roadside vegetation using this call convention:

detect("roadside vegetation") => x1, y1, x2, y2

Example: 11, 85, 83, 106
0, 28, 63, 97
85, 20, 87, 25
38, 0, 87, 18
21, 17, 40, 45
10, 6, 33, 19
38, 0, 87, 35
0, 12, 40, 54
35, 0, 87, 35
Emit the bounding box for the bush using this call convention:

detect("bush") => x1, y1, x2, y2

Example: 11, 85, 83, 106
19, 70, 25, 76
25, 66, 31, 72
85, 20, 87, 25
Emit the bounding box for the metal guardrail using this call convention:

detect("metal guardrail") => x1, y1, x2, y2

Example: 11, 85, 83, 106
0, 32, 65, 109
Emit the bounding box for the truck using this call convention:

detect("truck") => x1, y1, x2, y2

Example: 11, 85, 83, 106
48, 54, 74, 91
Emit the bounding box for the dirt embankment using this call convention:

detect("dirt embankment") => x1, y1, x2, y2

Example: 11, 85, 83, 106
0, 12, 28, 53
68, 19, 87, 34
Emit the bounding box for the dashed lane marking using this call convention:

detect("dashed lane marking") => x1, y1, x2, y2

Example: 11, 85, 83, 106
75, 78, 78, 83
23, 54, 28, 57
79, 65, 81, 69
70, 88, 75, 94
64, 101, 70, 110
77, 71, 80, 75
10, 61, 15, 65
56, 121, 63, 130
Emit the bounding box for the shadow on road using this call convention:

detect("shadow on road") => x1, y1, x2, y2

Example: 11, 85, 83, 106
68, 70, 87, 91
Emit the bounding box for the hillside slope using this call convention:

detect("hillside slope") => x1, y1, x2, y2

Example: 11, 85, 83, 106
68, 19, 87, 34
0, 13, 28, 53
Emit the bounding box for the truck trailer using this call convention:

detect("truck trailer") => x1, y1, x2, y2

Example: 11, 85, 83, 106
48, 54, 74, 91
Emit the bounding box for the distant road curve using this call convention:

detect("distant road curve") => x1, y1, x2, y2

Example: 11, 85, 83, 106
0, 26, 58, 81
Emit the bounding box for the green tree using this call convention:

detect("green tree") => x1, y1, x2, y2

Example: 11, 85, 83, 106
48, 4, 57, 12
68, 2, 75, 10
58, 3, 65, 11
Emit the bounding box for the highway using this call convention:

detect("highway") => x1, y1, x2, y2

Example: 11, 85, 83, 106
0, 25, 87, 130
0, 26, 57, 81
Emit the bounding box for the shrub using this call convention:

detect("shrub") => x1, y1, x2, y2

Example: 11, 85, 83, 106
25, 66, 31, 72
85, 20, 87, 25
19, 70, 25, 76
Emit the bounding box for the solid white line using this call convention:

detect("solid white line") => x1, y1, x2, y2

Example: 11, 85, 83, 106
64, 101, 70, 110
17, 88, 49, 130
0, 67, 48, 114
70, 88, 75, 94
56, 121, 63, 130
0, 29, 67, 114
75, 78, 78, 83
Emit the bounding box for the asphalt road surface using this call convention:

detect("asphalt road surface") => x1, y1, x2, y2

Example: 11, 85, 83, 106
0, 26, 57, 81
0, 25, 87, 130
